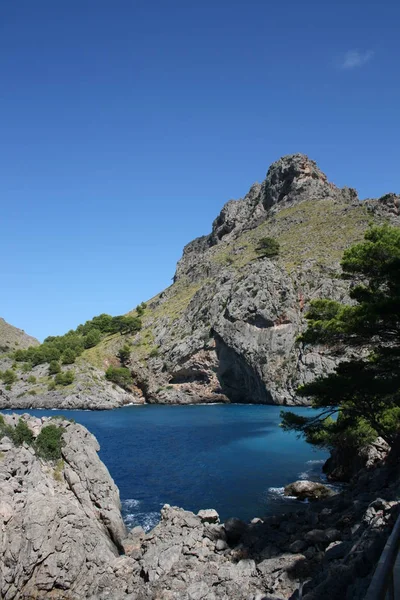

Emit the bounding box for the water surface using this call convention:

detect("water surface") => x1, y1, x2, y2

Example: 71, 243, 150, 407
4, 404, 327, 530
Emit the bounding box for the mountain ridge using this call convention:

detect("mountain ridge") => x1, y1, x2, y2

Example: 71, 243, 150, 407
1, 153, 399, 409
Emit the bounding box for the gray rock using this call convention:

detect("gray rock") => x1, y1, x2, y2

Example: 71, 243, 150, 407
304, 528, 341, 544
284, 480, 335, 502
197, 508, 220, 523
325, 541, 351, 560
216, 539, 229, 551
289, 540, 307, 553
257, 553, 306, 577
0, 414, 132, 600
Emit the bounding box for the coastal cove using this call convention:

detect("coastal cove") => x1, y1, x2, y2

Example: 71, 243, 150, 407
3, 404, 328, 530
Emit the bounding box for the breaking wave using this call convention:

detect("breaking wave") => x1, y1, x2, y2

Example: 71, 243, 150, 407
121, 498, 161, 532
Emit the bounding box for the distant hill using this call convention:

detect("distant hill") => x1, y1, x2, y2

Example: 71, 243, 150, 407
0, 318, 39, 354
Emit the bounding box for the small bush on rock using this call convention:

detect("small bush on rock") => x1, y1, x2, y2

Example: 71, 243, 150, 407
35, 425, 64, 460
256, 237, 280, 258
48, 360, 61, 375
55, 370, 75, 386
1, 369, 18, 386
12, 418, 34, 446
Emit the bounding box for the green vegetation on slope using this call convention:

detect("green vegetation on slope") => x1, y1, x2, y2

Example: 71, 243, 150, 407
13, 313, 142, 368
281, 225, 400, 452
211, 198, 372, 272
81, 278, 205, 370
80, 199, 376, 373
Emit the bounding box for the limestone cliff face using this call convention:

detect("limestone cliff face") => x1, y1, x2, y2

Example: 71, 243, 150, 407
0, 414, 130, 599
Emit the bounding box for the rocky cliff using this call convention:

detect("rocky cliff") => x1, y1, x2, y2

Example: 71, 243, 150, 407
1, 154, 399, 409
1, 413, 399, 599
82, 154, 399, 406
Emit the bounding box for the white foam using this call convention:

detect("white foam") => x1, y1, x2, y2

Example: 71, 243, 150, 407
123, 498, 140, 509
121, 499, 161, 532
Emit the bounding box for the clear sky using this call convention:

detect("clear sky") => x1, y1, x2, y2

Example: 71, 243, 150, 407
1, 0, 399, 341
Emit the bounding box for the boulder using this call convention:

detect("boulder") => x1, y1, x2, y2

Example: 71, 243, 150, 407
197, 508, 220, 523
304, 528, 341, 544
284, 480, 335, 501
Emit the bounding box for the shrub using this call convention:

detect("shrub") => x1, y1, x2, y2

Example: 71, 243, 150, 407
35, 425, 64, 460
12, 418, 34, 446
83, 328, 102, 349
61, 348, 76, 365
27, 375, 36, 384
48, 380, 56, 391
48, 360, 61, 375
22, 362, 33, 373
55, 371, 75, 386
117, 344, 131, 365
149, 347, 159, 358
105, 366, 132, 390
256, 237, 280, 258
1, 369, 17, 386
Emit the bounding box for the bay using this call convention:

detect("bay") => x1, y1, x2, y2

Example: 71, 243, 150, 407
3, 404, 328, 530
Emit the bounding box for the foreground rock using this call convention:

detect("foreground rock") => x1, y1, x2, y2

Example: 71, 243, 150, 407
0, 413, 133, 599
1, 414, 399, 599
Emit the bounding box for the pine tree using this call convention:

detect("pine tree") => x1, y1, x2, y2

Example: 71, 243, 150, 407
281, 225, 400, 449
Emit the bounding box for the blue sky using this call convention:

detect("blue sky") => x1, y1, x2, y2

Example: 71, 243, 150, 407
1, 0, 399, 341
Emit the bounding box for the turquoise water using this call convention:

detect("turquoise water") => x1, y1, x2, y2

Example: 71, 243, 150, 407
4, 404, 327, 530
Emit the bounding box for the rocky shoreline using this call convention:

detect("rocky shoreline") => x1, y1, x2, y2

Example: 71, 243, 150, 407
1, 413, 398, 600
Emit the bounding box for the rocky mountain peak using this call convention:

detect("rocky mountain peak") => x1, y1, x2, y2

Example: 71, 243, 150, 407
175, 154, 354, 281
262, 153, 335, 211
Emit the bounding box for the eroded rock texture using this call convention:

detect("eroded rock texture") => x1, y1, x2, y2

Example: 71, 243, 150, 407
1, 414, 399, 599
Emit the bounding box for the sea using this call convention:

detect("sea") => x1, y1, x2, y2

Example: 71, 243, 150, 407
3, 404, 328, 531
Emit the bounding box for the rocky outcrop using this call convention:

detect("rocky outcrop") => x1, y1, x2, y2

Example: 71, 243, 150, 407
1, 414, 399, 599
284, 480, 335, 502
0, 413, 133, 599
0, 360, 143, 410
323, 437, 391, 482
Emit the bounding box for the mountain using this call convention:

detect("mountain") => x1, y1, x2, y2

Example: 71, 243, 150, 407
0, 318, 39, 354
0, 153, 399, 409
